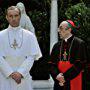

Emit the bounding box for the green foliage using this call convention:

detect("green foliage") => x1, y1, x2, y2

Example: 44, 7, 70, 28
65, 3, 90, 41
0, 8, 8, 30
28, 0, 51, 43
28, 10, 50, 42
58, 0, 83, 23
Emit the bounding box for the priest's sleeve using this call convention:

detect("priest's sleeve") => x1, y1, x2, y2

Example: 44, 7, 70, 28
17, 55, 34, 78
0, 56, 13, 78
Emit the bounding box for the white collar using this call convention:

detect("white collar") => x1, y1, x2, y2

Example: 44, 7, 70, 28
64, 34, 72, 42
8, 25, 21, 31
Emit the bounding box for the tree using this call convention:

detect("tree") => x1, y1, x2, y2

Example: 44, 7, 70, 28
65, 3, 90, 41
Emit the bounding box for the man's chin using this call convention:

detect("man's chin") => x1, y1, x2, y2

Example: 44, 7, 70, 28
11, 25, 19, 27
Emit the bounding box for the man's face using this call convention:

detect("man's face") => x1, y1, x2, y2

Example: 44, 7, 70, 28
6, 8, 20, 27
58, 21, 71, 39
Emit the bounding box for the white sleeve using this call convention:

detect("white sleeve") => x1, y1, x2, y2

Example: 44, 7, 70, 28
0, 56, 13, 78
17, 55, 34, 78
28, 34, 42, 60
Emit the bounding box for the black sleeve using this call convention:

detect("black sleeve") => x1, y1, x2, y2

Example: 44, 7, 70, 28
48, 43, 60, 81
63, 41, 87, 81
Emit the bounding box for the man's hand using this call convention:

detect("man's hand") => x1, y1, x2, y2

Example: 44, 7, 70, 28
56, 73, 65, 86
10, 72, 22, 84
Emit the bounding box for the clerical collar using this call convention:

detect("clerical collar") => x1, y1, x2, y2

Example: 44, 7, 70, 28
7, 25, 23, 49
64, 34, 72, 42
8, 25, 21, 31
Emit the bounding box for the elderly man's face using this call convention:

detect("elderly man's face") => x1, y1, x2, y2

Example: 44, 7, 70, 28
58, 21, 71, 39
6, 8, 21, 27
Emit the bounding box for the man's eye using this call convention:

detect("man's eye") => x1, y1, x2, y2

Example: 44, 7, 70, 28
9, 15, 12, 17
15, 15, 19, 17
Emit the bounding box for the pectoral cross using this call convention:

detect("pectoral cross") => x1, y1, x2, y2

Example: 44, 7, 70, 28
12, 39, 18, 49
63, 49, 67, 61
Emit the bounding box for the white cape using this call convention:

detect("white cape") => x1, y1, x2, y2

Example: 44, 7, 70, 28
0, 26, 42, 90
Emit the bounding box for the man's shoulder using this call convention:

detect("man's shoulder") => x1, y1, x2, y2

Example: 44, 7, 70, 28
53, 42, 60, 49
23, 28, 34, 34
0, 29, 7, 41
22, 28, 36, 38
0, 29, 7, 35
74, 36, 84, 43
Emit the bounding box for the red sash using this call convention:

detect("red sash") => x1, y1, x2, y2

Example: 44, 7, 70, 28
58, 61, 82, 90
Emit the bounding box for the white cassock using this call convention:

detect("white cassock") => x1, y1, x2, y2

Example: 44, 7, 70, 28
0, 25, 42, 90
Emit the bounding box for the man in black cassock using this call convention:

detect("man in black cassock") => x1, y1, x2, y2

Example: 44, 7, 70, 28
49, 20, 87, 90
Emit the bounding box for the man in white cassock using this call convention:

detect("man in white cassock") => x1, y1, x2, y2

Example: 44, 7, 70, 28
16, 2, 35, 34
0, 6, 42, 90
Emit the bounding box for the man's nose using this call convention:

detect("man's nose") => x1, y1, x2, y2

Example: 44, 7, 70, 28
12, 16, 16, 20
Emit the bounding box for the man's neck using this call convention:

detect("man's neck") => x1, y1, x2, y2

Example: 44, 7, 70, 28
64, 33, 72, 42
8, 25, 21, 31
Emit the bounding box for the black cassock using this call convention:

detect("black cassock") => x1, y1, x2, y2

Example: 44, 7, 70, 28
49, 35, 87, 90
